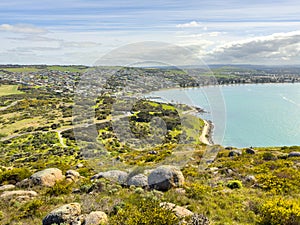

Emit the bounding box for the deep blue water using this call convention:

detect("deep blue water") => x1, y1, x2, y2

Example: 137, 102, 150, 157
148, 83, 300, 148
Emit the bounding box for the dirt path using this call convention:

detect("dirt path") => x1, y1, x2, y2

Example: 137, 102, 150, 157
0, 100, 21, 111
199, 120, 213, 145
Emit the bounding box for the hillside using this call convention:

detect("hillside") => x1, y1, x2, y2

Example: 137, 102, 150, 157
0, 66, 300, 225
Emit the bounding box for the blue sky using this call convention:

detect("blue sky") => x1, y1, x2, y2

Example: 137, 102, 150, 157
1, 0, 300, 65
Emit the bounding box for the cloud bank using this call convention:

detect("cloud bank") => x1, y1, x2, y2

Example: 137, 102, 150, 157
0, 24, 47, 34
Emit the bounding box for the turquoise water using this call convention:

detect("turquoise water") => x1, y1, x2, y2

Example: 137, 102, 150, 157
149, 83, 300, 148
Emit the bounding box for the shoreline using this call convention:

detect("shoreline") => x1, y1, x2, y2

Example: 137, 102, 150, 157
147, 81, 300, 95
199, 119, 214, 145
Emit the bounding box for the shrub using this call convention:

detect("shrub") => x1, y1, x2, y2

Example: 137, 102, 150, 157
262, 152, 276, 161
227, 180, 243, 189
17, 199, 44, 219
109, 198, 179, 225
258, 198, 300, 225
0, 167, 31, 184
45, 181, 72, 196
185, 182, 211, 200
256, 173, 294, 194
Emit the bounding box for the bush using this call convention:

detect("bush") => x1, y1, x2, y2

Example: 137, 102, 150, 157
17, 199, 44, 219
227, 180, 243, 189
258, 198, 300, 225
109, 198, 179, 225
45, 181, 72, 196
256, 173, 294, 194
0, 167, 31, 184
262, 152, 276, 161
185, 182, 211, 200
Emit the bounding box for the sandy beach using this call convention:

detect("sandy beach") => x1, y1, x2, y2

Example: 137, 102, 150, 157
199, 119, 213, 145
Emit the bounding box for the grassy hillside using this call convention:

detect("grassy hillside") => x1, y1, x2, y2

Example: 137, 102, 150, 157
0, 67, 299, 225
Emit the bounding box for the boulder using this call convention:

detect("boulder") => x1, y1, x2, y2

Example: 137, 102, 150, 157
91, 170, 128, 185
0, 190, 38, 199
288, 152, 300, 157
85, 211, 108, 225
0, 184, 15, 191
30, 168, 64, 187
228, 150, 242, 157
65, 170, 80, 182
148, 166, 184, 191
245, 148, 256, 154
42, 203, 81, 225
160, 202, 193, 218
127, 174, 148, 187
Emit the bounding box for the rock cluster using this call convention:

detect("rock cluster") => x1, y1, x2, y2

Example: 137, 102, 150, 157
42, 203, 108, 225
91, 165, 184, 191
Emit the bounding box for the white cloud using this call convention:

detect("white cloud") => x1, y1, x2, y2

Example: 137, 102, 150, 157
176, 21, 204, 28
206, 31, 300, 64
61, 41, 102, 48
0, 24, 47, 34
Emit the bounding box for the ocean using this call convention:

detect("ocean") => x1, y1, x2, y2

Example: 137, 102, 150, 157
148, 83, 300, 148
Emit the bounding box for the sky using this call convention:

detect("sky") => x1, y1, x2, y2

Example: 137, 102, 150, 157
1, 0, 300, 65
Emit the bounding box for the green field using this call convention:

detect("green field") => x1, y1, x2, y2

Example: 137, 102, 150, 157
46, 65, 88, 73
0, 85, 23, 96
2, 67, 41, 73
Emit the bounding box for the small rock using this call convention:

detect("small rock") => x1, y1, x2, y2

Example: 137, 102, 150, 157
160, 202, 193, 218
42, 203, 81, 225
16, 195, 31, 202
66, 170, 80, 182
288, 152, 300, 157
148, 150, 157, 155
0, 190, 38, 198
225, 147, 233, 150
0, 184, 15, 191
127, 174, 148, 187
91, 170, 128, 185
208, 167, 219, 172
76, 163, 84, 169
148, 166, 184, 191
245, 148, 255, 154
174, 188, 186, 195
191, 213, 210, 225
245, 175, 256, 183
226, 169, 234, 175
85, 211, 108, 225
30, 168, 64, 187
228, 150, 242, 157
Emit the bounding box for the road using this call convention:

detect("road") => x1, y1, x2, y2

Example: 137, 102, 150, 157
0, 100, 21, 111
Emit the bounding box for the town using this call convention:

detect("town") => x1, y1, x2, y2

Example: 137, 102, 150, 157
1, 65, 300, 96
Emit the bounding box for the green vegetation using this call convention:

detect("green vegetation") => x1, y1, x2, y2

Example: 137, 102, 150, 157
46, 65, 88, 73
0, 85, 23, 96
110, 197, 179, 225
0, 66, 300, 224
1, 67, 41, 73
227, 180, 243, 189
0, 167, 31, 184
258, 198, 300, 225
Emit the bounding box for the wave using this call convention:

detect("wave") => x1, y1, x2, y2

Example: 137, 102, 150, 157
281, 95, 300, 107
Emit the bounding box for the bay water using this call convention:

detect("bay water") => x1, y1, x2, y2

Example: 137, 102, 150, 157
148, 83, 300, 148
